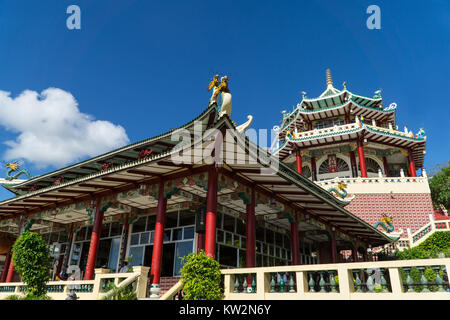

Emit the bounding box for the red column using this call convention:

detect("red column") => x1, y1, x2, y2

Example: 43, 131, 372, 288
351, 247, 358, 262
308, 122, 313, 131
382, 156, 390, 177
295, 148, 302, 174
197, 233, 205, 253
205, 166, 218, 259
150, 181, 168, 285
349, 151, 358, 177
408, 151, 417, 177
83, 199, 104, 280
345, 114, 350, 124
311, 157, 317, 181
290, 217, 300, 265
357, 139, 367, 178
6, 218, 23, 283
246, 190, 256, 268
1, 248, 12, 282
362, 248, 369, 262
330, 233, 337, 263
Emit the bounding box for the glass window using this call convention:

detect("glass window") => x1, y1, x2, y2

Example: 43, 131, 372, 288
183, 227, 194, 240
165, 212, 178, 228
266, 230, 274, 244
275, 232, 283, 247
172, 228, 183, 241
77, 228, 86, 241
149, 231, 154, 244
283, 235, 290, 248
218, 245, 237, 268
174, 241, 194, 275
130, 234, 140, 246
128, 246, 144, 266
50, 233, 59, 243
256, 254, 262, 267
217, 212, 223, 229
268, 244, 274, 256
101, 223, 110, 238
240, 236, 246, 249
225, 232, 233, 246
238, 249, 246, 268
163, 230, 171, 242
236, 218, 246, 235
223, 214, 235, 233
110, 222, 121, 237
256, 227, 265, 242
140, 232, 150, 245
59, 230, 69, 243
179, 211, 195, 226
233, 236, 239, 248
217, 230, 224, 243
147, 215, 156, 231
132, 217, 146, 233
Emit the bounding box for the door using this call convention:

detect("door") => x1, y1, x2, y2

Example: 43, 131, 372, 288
108, 237, 121, 271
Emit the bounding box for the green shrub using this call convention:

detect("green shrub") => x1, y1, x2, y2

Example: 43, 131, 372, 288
180, 251, 223, 300
101, 282, 137, 300
12, 231, 51, 297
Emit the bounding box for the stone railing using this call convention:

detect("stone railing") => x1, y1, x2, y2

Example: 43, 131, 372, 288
0, 266, 149, 300
221, 259, 450, 300
315, 175, 430, 195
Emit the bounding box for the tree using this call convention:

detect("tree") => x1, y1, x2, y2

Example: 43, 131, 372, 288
428, 161, 450, 210
12, 231, 51, 297
179, 251, 223, 300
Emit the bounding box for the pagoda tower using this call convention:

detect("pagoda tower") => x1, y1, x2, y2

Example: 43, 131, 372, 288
272, 69, 435, 250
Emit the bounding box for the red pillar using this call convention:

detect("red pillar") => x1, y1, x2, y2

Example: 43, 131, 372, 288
205, 166, 218, 259
197, 233, 205, 253
382, 156, 390, 177
357, 139, 367, 178
311, 157, 317, 181
349, 151, 358, 178
295, 148, 303, 174
290, 217, 300, 265
408, 151, 417, 177
351, 247, 358, 262
246, 190, 256, 268
1, 248, 12, 282
6, 218, 23, 283
308, 122, 313, 131
345, 114, 350, 124
83, 199, 104, 280
330, 233, 337, 264
150, 181, 168, 285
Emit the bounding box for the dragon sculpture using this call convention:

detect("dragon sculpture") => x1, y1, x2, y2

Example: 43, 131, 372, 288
373, 215, 395, 233
5, 162, 31, 181
328, 183, 348, 199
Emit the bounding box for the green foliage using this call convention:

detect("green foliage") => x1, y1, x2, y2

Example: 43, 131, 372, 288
377, 231, 450, 261
101, 282, 137, 300
4, 294, 52, 300
12, 231, 50, 297
429, 161, 450, 210
180, 251, 223, 300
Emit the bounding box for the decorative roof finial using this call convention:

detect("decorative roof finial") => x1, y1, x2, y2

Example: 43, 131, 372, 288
326, 69, 333, 87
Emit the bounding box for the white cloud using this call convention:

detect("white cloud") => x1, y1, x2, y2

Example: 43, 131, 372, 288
0, 88, 130, 168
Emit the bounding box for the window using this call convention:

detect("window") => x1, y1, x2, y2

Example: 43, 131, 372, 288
223, 214, 235, 233
172, 228, 183, 241
319, 157, 349, 174
130, 234, 140, 246
236, 218, 246, 235
147, 215, 156, 231
110, 222, 121, 237
140, 232, 150, 245
165, 212, 178, 228
179, 211, 195, 226
256, 227, 265, 242
132, 217, 147, 233
183, 227, 194, 240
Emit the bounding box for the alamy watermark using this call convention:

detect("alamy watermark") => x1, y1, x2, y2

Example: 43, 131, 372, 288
366, 5, 381, 30
66, 5, 81, 30
169, 121, 280, 175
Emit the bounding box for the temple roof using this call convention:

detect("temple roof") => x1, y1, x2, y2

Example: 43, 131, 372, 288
0, 102, 391, 246
273, 118, 426, 168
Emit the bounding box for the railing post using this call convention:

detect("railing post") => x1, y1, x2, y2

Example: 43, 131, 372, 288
256, 270, 267, 299
337, 266, 351, 299
134, 266, 149, 299
388, 268, 403, 294
223, 274, 232, 299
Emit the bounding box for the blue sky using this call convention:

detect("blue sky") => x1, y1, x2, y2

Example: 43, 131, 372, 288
0, 0, 448, 200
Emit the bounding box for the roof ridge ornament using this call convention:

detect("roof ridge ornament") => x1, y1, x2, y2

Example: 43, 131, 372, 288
326, 68, 333, 87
